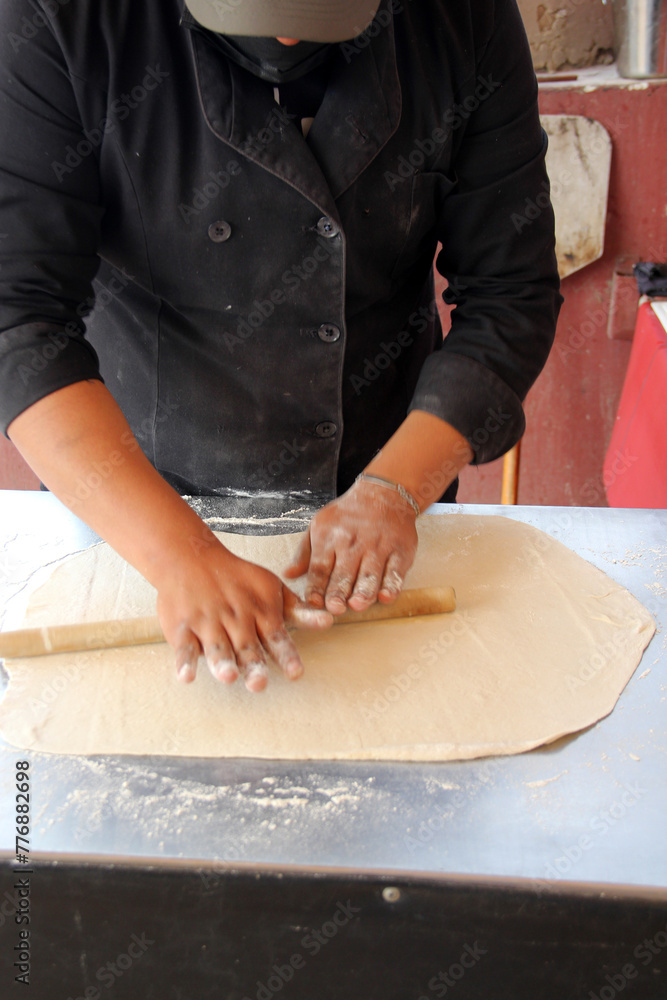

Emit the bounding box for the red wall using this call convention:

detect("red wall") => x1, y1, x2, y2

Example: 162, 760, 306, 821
457, 78, 667, 506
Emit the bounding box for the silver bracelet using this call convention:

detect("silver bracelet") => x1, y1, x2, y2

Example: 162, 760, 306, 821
355, 473, 421, 517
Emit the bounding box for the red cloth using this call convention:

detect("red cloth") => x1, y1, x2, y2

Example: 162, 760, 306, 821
605, 301, 667, 508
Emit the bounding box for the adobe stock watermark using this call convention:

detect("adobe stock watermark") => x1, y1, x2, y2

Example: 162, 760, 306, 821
178, 160, 241, 223
404, 759, 500, 855
244, 437, 308, 492
556, 238, 665, 366
75, 795, 115, 845
197, 857, 249, 890
16, 266, 134, 386
586, 922, 667, 1000
521, 509, 574, 568
359, 610, 476, 723
339, 0, 412, 63
241, 899, 361, 1000
223, 238, 339, 353
564, 624, 644, 694
0, 885, 21, 929
140, 732, 189, 772
25, 658, 85, 716
65, 932, 155, 999
178, 108, 298, 223
412, 406, 512, 508
16, 330, 70, 387
512, 177, 561, 234
349, 302, 438, 396
562, 446, 649, 505
8, 0, 71, 52
22, 615, 155, 715
417, 941, 487, 998
51, 65, 171, 182
205, 0, 247, 17
556, 303, 612, 364
58, 401, 179, 509
384, 74, 501, 192
533, 781, 647, 891
512, 113, 629, 235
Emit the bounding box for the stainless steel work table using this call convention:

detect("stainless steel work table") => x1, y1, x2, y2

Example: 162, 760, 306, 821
0, 491, 665, 998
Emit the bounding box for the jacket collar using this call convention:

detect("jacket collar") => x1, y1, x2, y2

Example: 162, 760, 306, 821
180, 0, 401, 211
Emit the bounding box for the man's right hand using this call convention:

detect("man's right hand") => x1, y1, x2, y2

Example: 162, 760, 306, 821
156, 541, 332, 692
8, 379, 331, 692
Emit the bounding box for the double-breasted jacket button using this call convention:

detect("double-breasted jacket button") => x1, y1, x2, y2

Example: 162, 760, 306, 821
208, 220, 232, 243
315, 421, 338, 438
318, 323, 341, 343
316, 216, 340, 239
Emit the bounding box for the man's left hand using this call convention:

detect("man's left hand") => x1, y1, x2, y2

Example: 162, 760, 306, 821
284, 478, 419, 614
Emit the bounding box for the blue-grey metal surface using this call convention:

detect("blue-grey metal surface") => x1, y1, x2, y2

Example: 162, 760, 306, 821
0, 492, 664, 889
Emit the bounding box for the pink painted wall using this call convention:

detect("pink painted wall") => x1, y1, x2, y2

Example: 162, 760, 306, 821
457, 78, 667, 506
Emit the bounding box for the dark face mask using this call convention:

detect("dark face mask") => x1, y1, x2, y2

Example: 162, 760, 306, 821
213, 35, 332, 83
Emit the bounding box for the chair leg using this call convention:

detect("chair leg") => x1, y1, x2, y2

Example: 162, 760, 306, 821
501, 440, 522, 505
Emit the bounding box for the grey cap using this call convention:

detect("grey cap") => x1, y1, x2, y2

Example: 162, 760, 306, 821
184, 0, 381, 42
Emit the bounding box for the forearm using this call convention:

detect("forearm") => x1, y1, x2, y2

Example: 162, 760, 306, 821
8, 380, 331, 690
7, 380, 216, 586
363, 410, 473, 512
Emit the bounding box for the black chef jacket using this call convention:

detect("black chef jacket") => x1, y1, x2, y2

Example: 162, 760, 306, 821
0, 0, 561, 502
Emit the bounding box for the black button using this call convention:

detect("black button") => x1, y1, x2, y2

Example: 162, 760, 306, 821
318, 323, 341, 343
316, 216, 339, 239
208, 220, 232, 243
315, 421, 338, 438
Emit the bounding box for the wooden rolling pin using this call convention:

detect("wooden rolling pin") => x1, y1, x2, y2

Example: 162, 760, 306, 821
0, 586, 455, 659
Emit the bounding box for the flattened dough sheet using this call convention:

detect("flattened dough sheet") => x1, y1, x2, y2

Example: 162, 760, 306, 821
0, 515, 656, 760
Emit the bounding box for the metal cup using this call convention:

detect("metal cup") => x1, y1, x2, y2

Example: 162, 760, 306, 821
612, 0, 667, 77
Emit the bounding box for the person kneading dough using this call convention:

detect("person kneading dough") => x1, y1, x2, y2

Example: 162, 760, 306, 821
0, 0, 561, 690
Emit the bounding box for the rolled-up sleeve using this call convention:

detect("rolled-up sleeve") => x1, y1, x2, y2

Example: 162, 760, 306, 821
0, 0, 103, 435
409, 0, 562, 464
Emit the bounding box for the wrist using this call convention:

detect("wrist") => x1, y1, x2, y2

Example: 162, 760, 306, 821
363, 412, 472, 509
137, 503, 233, 586
354, 472, 421, 517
